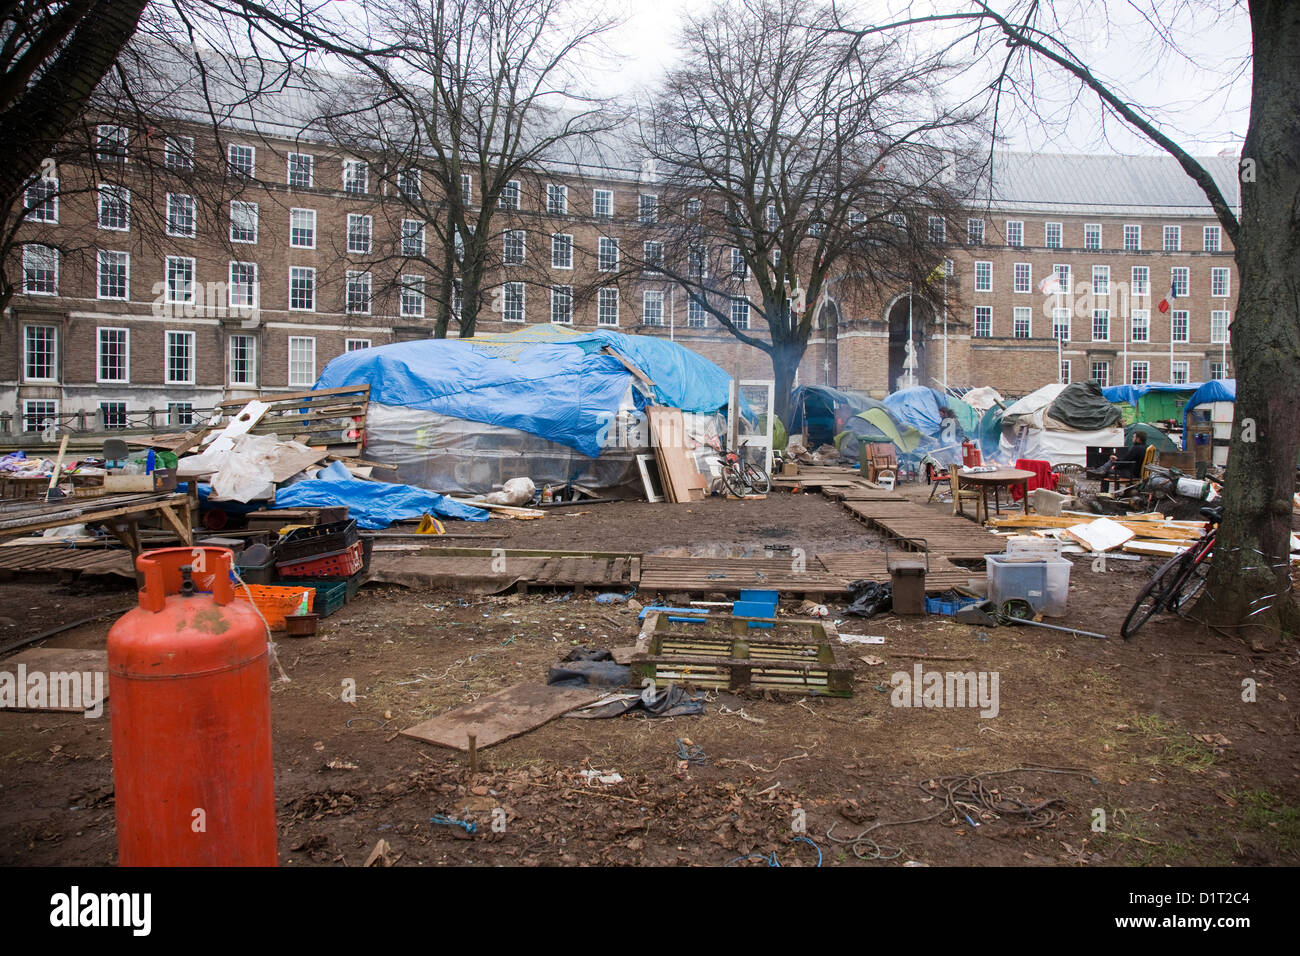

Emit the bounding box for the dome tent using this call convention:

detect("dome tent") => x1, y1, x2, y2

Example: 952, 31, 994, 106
314, 325, 733, 496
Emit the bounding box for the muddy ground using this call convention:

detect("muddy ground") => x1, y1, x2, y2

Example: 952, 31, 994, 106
1, 485, 1297, 867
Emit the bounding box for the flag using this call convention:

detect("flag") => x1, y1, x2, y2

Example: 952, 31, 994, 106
925, 264, 945, 285
1158, 282, 1178, 314
1038, 273, 1061, 295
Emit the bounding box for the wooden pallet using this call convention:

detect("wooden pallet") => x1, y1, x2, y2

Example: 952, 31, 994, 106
0, 544, 136, 577
840, 501, 998, 560
214, 385, 370, 457
816, 552, 985, 591
637, 555, 846, 598
631, 611, 853, 697
367, 548, 639, 593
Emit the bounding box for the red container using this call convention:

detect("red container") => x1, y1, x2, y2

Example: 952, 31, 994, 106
962, 440, 982, 468
275, 539, 365, 579
107, 547, 277, 867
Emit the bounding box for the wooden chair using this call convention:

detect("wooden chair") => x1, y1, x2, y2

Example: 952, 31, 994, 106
865, 442, 897, 481
949, 470, 984, 521
1051, 462, 1085, 494
1108, 444, 1158, 491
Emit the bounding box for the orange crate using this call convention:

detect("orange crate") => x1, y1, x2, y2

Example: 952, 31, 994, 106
234, 583, 315, 631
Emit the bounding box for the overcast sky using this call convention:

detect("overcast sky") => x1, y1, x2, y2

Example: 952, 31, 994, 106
597, 0, 1251, 157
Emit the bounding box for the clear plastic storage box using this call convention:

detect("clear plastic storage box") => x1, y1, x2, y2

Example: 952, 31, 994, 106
985, 553, 1072, 617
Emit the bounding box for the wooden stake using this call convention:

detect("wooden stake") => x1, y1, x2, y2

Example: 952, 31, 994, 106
467, 733, 478, 774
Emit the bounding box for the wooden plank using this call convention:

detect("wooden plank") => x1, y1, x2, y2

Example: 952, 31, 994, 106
216, 384, 370, 409
400, 683, 604, 750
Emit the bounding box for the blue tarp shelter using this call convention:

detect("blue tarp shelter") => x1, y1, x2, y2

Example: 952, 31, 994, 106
1181, 379, 1236, 450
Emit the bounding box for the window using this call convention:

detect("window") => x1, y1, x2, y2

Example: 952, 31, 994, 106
1052, 308, 1071, 342
1045, 222, 1062, 248
22, 400, 57, 434
808, 219, 825, 238
97, 250, 129, 300
945, 258, 954, 276
1090, 361, 1110, 387
1211, 267, 1230, 298
1092, 265, 1110, 296
396, 168, 421, 201
729, 296, 750, 330
456, 280, 468, 319
643, 241, 664, 272
1092, 309, 1110, 342
168, 403, 194, 427
967, 218, 984, 245
344, 160, 369, 194
551, 233, 573, 269
1171, 361, 1190, 385
1060, 360, 1071, 384
1005, 220, 1023, 246
289, 208, 316, 248
687, 296, 708, 328
503, 229, 526, 265
973, 306, 991, 338
686, 198, 701, 217
165, 135, 194, 172
593, 188, 613, 218
1131, 309, 1150, 342
25, 177, 58, 222
346, 339, 371, 352
287, 152, 314, 188
288, 266, 315, 311
401, 220, 425, 258
597, 236, 619, 272
24, 325, 57, 380
1171, 266, 1190, 298
22, 244, 58, 295
502, 281, 525, 323
1084, 223, 1102, 250
228, 144, 255, 179
550, 285, 573, 324
400, 275, 425, 318
887, 213, 907, 232
1209, 361, 1226, 380
461, 173, 473, 205
642, 290, 664, 327
230, 201, 258, 243
1131, 265, 1149, 296
1130, 361, 1150, 386
98, 184, 129, 230
1013, 307, 1032, 339
100, 402, 127, 430
96, 125, 127, 163
165, 256, 194, 304
1013, 262, 1031, 293
346, 271, 371, 314
346, 213, 371, 254
771, 248, 782, 269
929, 216, 946, 243
1163, 225, 1181, 251
731, 247, 748, 279
1204, 225, 1221, 252
229, 334, 256, 386
288, 336, 316, 387
229, 261, 257, 309
1171, 311, 1189, 342
1211, 310, 1231, 344
1053, 264, 1072, 296
166, 193, 195, 237
1123, 224, 1141, 251
165, 330, 195, 384
597, 288, 619, 326
639, 194, 658, 224
973, 261, 992, 292
766, 205, 780, 231
547, 184, 568, 215
498, 180, 520, 210
688, 244, 707, 279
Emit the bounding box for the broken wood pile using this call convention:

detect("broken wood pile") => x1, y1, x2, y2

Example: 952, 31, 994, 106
989, 511, 1205, 556
647, 405, 708, 503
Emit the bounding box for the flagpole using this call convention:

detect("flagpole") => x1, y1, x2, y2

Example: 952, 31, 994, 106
908, 281, 913, 389
942, 271, 948, 391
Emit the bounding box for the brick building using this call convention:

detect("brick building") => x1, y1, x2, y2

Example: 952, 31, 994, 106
3, 96, 1239, 436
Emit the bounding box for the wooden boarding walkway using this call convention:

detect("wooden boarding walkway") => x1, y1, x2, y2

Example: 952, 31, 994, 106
840, 499, 1002, 561
816, 552, 985, 591
0, 545, 136, 577
637, 556, 846, 598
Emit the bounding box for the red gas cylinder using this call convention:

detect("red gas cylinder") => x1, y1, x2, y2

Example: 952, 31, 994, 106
962, 440, 982, 468
107, 547, 277, 866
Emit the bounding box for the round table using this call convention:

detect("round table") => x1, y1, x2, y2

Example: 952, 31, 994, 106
954, 467, 1036, 521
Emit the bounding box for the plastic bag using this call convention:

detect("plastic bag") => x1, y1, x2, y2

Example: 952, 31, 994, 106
208, 433, 279, 502
844, 579, 892, 618
483, 476, 536, 506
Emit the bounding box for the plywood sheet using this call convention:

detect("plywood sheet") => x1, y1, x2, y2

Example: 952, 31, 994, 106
400, 683, 604, 750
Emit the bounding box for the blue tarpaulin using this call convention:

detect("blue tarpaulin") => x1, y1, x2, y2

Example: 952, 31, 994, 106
272, 462, 489, 529
1182, 379, 1236, 448
1102, 383, 1201, 406
314, 326, 732, 458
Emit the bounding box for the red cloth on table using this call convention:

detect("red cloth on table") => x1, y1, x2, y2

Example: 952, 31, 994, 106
1010, 458, 1058, 500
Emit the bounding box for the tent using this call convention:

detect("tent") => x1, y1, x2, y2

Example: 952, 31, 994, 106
835, 408, 924, 461
1181, 378, 1235, 435
1125, 422, 1180, 453
1103, 383, 1201, 426
314, 325, 733, 495
883, 387, 979, 439
787, 385, 889, 448
999, 383, 1125, 465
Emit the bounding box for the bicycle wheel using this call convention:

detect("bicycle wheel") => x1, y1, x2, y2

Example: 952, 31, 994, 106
742, 462, 770, 494
1169, 539, 1214, 613
1121, 550, 1196, 640
722, 463, 750, 497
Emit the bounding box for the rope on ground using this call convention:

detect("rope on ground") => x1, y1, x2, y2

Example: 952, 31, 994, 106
429, 814, 477, 835
725, 836, 823, 867
676, 739, 707, 764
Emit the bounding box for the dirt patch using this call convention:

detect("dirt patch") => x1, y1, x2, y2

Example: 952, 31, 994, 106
1, 486, 1297, 867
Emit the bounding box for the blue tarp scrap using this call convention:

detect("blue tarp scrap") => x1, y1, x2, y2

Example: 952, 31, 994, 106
271, 461, 489, 529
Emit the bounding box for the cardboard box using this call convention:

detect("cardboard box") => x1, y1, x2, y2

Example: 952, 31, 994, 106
104, 468, 177, 493
782, 461, 798, 477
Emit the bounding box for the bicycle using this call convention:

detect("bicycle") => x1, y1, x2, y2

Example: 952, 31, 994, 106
711, 437, 770, 497
1120, 505, 1221, 640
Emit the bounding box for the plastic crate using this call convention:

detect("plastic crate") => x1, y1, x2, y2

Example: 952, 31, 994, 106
275, 573, 362, 618
925, 595, 981, 616
234, 583, 315, 631
274, 519, 359, 565
276, 540, 365, 579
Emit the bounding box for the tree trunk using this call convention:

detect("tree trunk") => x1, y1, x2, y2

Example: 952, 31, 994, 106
769, 340, 804, 429
1191, 0, 1300, 643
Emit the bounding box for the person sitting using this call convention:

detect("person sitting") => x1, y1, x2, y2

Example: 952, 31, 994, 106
1095, 431, 1148, 492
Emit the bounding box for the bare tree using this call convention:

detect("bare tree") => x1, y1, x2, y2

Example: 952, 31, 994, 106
634, 0, 986, 423
320, 0, 623, 338
837, 1, 1294, 640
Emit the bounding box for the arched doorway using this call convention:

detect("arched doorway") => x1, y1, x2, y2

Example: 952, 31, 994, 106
886, 293, 934, 392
